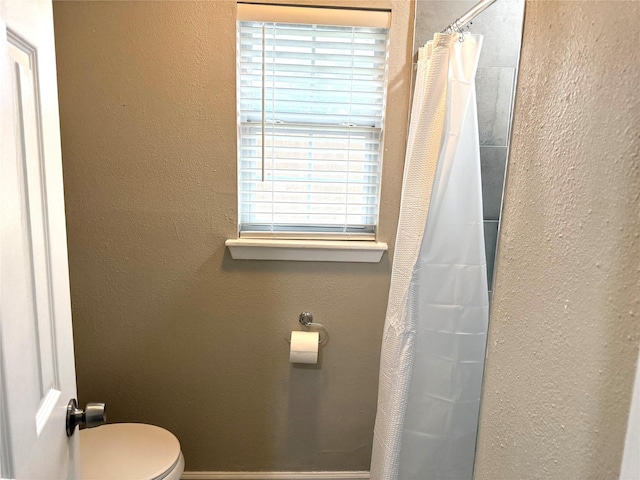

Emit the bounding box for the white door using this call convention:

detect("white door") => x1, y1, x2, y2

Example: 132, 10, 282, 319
0, 0, 80, 478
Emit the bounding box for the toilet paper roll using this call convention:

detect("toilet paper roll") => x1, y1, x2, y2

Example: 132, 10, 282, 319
289, 331, 319, 364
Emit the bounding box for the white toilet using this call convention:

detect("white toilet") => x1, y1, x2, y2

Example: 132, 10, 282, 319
79, 423, 185, 480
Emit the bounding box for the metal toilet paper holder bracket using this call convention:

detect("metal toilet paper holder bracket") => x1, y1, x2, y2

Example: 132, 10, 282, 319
286, 312, 328, 345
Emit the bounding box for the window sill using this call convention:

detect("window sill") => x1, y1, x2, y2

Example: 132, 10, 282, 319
225, 238, 387, 263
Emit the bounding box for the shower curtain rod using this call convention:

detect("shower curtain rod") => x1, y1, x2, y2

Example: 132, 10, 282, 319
442, 0, 497, 33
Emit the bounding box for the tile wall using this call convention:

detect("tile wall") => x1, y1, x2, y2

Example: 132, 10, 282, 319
414, 0, 525, 294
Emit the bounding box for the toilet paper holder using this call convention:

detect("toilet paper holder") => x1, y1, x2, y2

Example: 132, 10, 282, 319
286, 312, 328, 345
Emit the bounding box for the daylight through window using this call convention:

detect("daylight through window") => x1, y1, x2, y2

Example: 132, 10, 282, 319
236, 4, 390, 240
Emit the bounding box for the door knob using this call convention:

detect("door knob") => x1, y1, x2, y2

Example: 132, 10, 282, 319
66, 399, 106, 437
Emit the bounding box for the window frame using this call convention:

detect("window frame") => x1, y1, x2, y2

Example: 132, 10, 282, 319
236, 4, 390, 237
228, 3, 391, 262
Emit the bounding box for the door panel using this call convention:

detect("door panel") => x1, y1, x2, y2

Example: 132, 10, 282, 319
8, 30, 60, 432
1, 1, 79, 478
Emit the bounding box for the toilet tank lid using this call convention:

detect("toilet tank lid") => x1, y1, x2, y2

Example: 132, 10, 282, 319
80, 423, 181, 480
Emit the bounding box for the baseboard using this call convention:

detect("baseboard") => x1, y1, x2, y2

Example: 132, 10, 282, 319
181, 471, 370, 480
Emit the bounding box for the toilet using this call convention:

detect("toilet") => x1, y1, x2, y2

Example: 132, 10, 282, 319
79, 423, 185, 480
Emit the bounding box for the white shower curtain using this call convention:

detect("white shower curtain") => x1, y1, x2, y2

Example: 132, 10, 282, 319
370, 33, 488, 480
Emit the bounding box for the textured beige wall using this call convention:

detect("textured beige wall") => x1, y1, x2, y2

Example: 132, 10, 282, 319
52, 0, 413, 472
475, 2, 640, 479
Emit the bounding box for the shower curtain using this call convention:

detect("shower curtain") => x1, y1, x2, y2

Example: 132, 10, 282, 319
370, 33, 488, 480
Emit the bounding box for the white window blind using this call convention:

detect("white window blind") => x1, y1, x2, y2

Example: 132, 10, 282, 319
236, 4, 390, 240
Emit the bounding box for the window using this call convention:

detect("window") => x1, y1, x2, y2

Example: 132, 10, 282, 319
236, 4, 390, 242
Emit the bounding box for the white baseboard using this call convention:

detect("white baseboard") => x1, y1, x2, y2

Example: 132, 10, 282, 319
181, 472, 370, 480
